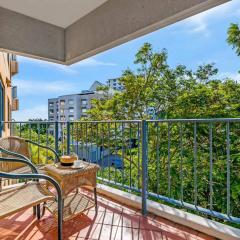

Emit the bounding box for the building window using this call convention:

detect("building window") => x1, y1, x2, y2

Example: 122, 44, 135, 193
49, 102, 54, 107
60, 109, 64, 114
81, 99, 87, 105
60, 116, 65, 121
49, 109, 54, 114
60, 100, 65, 106
68, 99, 74, 105
69, 107, 74, 113
82, 107, 87, 113
69, 115, 74, 121
49, 118, 54, 121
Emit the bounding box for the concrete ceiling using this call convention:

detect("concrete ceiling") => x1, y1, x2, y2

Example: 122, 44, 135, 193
0, 0, 230, 65
0, 0, 108, 28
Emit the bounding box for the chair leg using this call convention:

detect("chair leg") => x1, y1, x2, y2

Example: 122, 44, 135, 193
42, 202, 46, 217
36, 204, 41, 220
94, 187, 98, 212
33, 206, 36, 216
57, 198, 63, 240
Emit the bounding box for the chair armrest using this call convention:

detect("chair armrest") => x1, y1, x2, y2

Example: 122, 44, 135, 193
0, 172, 62, 202
0, 157, 38, 173
0, 147, 30, 162
26, 139, 60, 163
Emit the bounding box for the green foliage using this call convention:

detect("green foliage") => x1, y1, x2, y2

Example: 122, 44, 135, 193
14, 124, 56, 165
87, 43, 240, 120
227, 23, 240, 56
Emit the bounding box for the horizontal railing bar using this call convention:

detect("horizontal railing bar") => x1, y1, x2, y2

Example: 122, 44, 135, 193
148, 191, 240, 224
97, 176, 141, 193
147, 118, 240, 123
4, 118, 240, 124
3, 120, 142, 124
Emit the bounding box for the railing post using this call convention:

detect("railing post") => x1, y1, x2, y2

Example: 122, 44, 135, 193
66, 121, 70, 155
141, 120, 148, 215
55, 121, 59, 157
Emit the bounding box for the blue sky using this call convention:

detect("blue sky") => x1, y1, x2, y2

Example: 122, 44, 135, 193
12, 0, 240, 121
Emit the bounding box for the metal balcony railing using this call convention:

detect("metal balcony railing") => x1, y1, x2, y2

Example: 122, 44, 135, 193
1, 119, 240, 225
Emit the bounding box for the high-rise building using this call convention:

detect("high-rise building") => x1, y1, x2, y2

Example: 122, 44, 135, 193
48, 81, 104, 123
0, 52, 19, 137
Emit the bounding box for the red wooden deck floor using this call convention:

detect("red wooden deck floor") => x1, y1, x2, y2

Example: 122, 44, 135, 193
0, 191, 215, 240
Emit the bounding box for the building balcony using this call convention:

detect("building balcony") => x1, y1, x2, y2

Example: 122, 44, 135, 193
0, 119, 240, 240
11, 98, 19, 111
10, 60, 18, 76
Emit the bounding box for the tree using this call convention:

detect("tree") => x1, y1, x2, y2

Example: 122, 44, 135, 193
227, 23, 240, 56
87, 43, 240, 120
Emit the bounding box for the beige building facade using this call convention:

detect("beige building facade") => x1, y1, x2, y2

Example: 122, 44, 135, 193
0, 51, 18, 137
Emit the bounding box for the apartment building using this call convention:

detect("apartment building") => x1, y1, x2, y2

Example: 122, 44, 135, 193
0, 52, 19, 137
107, 78, 123, 91
48, 81, 104, 122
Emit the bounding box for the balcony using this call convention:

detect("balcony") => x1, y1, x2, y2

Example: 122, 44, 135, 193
12, 98, 19, 111
10, 60, 18, 76
0, 119, 240, 239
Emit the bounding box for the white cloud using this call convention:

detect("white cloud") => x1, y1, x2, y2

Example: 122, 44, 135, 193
13, 78, 79, 96
12, 105, 48, 121
74, 58, 117, 67
218, 72, 240, 81
175, 0, 240, 36
17, 56, 117, 74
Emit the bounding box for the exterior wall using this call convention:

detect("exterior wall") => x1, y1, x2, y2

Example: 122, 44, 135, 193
48, 92, 103, 123
48, 81, 105, 122
0, 52, 16, 137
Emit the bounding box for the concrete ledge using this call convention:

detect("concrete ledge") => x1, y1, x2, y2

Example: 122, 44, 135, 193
94, 184, 240, 240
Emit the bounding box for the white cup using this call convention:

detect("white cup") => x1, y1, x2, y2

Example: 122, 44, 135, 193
73, 160, 82, 168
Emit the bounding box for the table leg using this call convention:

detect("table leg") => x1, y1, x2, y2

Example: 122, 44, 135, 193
94, 187, 97, 212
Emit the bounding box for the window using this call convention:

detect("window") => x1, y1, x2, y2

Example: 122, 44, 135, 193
68, 99, 74, 105
60, 100, 65, 106
60, 109, 64, 114
69, 115, 74, 121
49, 109, 54, 114
82, 107, 87, 113
49, 102, 54, 107
69, 107, 74, 113
81, 99, 87, 105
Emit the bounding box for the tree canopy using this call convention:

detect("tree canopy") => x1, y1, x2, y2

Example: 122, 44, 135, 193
87, 43, 240, 120
227, 23, 240, 56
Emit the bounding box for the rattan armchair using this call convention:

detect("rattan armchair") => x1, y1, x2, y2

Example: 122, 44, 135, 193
0, 136, 60, 175
0, 157, 63, 240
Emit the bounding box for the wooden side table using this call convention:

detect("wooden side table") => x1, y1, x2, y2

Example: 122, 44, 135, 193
44, 161, 100, 221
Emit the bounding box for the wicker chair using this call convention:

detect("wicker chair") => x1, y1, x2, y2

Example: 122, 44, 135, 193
0, 156, 63, 240
0, 136, 60, 176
